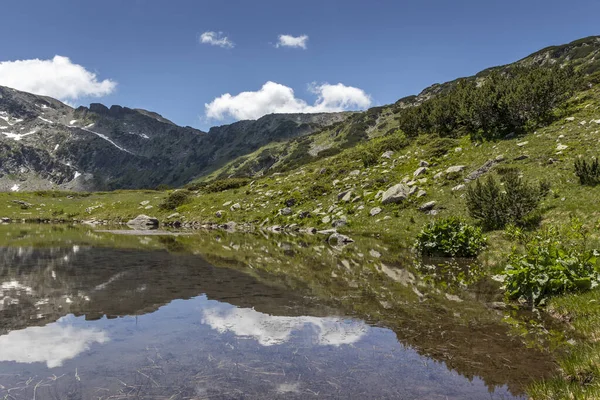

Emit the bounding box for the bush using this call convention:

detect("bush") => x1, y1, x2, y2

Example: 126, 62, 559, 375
203, 178, 251, 193
414, 217, 486, 258
466, 171, 550, 231
504, 222, 600, 306
575, 157, 600, 186
159, 191, 191, 210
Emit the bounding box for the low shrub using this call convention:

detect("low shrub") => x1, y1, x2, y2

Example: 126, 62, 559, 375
504, 222, 600, 306
203, 178, 251, 193
466, 171, 550, 231
414, 217, 486, 258
575, 157, 600, 186
159, 191, 191, 210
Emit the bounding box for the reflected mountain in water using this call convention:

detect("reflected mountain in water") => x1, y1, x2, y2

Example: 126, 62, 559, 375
0, 224, 561, 398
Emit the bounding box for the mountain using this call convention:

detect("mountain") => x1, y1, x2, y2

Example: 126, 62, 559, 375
203, 36, 600, 180
0, 87, 348, 191
1, 36, 598, 191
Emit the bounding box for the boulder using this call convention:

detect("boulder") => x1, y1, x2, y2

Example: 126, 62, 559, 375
416, 190, 427, 198
413, 167, 428, 177
341, 191, 353, 202
126, 215, 159, 229
280, 207, 293, 216
419, 160, 430, 167
230, 203, 241, 211
369, 207, 382, 216
381, 184, 410, 204
419, 201, 436, 212
445, 165, 466, 174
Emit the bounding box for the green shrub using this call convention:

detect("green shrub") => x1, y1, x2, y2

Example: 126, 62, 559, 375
159, 191, 191, 210
203, 178, 251, 193
504, 223, 600, 306
361, 150, 378, 167
466, 171, 550, 231
575, 157, 600, 186
414, 217, 486, 257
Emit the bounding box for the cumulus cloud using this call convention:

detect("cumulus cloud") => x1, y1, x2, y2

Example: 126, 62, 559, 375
0, 55, 116, 101
205, 81, 371, 121
200, 31, 235, 49
276, 34, 309, 49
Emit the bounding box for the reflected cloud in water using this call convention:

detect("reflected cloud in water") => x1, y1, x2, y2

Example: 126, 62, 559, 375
0, 319, 108, 368
201, 302, 367, 346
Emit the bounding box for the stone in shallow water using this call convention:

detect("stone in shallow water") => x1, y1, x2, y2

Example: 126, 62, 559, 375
126, 214, 159, 229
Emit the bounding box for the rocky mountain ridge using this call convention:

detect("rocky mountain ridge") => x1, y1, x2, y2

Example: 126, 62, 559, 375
0, 87, 348, 191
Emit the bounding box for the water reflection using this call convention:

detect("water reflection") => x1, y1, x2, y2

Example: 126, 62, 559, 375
0, 320, 108, 367
202, 301, 367, 346
0, 224, 558, 399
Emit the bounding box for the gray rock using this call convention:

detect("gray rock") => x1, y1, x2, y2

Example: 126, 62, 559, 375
419, 201, 436, 212
140, 200, 150, 206
381, 151, 394, 159
341, 191, 353, 202
452, 184, 466, 191
349, 170, 360, 176
413, 166, 428, 177
285, 198, 296, 207
445, 165, 466, 174
416, 190, 427, 198
322, 215, 331, 224
280, 207, 293, 216
409, 185, 418, 196
230, 203, 241, 211
215, 210, 224, 218
167, 212, 180, 219
126, 214, 159, 229
419, 160, 430, 167
465, 159, 497, 182
332, 219, 347, 228
514, 155, 529, 161
369, 207, 382, 216
381, 184, 410, 204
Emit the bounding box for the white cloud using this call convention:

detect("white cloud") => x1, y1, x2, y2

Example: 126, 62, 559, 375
0, 322, 108, 368
205, 81, 371, 121
276, 34, 309, 49
0, 55, 116, 101
200, 31, 235, 49
201, 304, 367, 346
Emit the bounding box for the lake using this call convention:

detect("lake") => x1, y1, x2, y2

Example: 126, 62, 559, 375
0, 224, 558, 399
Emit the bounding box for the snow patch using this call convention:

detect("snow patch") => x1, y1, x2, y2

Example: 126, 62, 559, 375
69, 120, 78, 125
37, 116, 54, 124
0, 112, 23, 126
10, 184, 19, 192
54, 144, 59, 151
73, 171, 81, 179
36, 104, 51, 109
74, 126, 133, 154
1, 129, 37, 141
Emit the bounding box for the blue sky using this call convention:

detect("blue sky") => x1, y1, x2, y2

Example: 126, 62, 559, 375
0, 0, 599, 130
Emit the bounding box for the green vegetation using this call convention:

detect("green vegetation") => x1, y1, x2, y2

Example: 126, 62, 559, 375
466, 171, 550, 231
575, 157, 600, 186
159, 190, 191, 210
203, 177, 251, 193
397, 66, 580, 139
415, 217, 486, 257
504, 222, 600, 306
